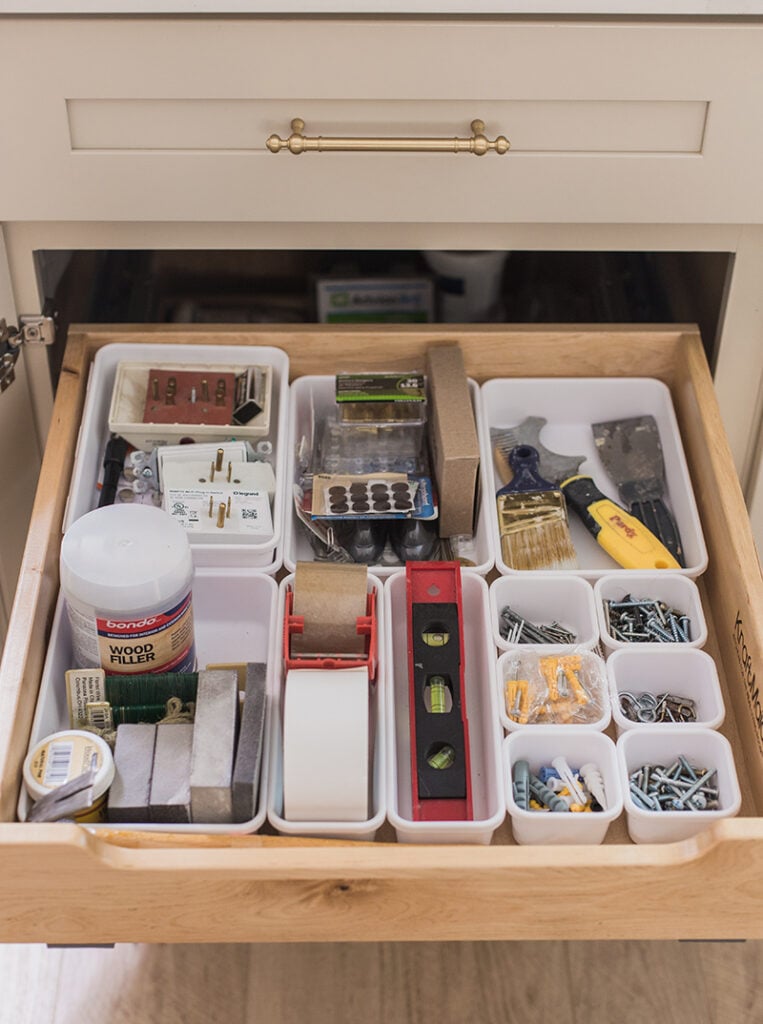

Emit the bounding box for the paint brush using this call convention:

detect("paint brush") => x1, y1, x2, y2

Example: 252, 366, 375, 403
496, 445, 578, 571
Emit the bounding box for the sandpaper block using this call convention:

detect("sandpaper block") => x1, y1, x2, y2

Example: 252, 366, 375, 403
108, 723, 157, 823
149, 723, 193, 824
232, 663, 268, 823
190, 669, 239, 824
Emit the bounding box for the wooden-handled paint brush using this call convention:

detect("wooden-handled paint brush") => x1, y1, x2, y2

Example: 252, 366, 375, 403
496, 445, 578, 571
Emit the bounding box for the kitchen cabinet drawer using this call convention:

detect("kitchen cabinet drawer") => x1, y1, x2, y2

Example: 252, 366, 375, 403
1, 324, 762, 944
2, 18, 763, 225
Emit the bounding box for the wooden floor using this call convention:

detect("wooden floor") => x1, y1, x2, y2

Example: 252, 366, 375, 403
0, 940, 760, 1023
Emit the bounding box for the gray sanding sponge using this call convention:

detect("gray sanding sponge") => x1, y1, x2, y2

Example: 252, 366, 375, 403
190, 668, 239, 824
232, 662, 268, 823
108, 723, 157, 823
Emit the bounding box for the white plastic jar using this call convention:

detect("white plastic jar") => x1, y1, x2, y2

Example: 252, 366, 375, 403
23, 729, 115, 823
60, 504, 195, 675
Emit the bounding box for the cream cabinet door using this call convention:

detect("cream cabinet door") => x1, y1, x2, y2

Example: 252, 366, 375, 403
1, 17, 763, 226
0, 234, 44, 646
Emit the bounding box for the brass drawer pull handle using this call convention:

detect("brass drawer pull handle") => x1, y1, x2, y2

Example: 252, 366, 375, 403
266, 118, 510, 156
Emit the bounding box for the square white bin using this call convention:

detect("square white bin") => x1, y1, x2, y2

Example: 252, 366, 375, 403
504, 730, 623, 845
480, 377, 707, 580
18, 570, 278, 833
267, 573, 386, 841
594, 572, 707, 656
385, 569, 505, 844
617, 727, 742, 844
284, 375, 494, 576
608, 647, 725, 736
497, 649, 611, 733
489, 574, 598, 653
64, 343, 290, 573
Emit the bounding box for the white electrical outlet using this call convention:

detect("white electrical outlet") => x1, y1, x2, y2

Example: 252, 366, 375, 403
161, 460, 276, 543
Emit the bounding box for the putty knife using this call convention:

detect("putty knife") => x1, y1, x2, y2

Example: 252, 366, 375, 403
592, 414, 684, 566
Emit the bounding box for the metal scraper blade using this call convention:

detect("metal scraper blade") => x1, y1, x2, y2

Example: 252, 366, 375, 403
592, 415, 665, 505
490, 416, 585, 485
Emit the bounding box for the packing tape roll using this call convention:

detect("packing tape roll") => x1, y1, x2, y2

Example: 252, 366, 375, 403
283, 667, 370, 822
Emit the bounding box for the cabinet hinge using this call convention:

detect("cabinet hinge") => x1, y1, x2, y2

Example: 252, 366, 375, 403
0, 315, 56, 393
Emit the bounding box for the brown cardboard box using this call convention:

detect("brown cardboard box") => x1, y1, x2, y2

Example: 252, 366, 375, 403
426, 343, 480, 537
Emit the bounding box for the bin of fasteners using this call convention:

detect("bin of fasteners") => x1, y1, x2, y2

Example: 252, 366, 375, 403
593, 572, 707, 657
607, 648, 725, 736
616, 727, 741, 844
504, 730, 622, 844
489, 575, 599, 654
498, 648, 610, 733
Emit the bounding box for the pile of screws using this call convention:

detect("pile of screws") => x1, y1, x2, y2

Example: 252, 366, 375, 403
629, 756, 719, 811
604, 596, 692, 644
513, 756, 607, 813
619, 690, 697, 723
499, 605, 577, 645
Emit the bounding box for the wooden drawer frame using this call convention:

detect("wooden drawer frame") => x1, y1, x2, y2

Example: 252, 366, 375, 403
1, 324, 762, 944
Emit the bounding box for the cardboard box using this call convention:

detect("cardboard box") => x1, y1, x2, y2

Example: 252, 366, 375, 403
426, 344, 480, 537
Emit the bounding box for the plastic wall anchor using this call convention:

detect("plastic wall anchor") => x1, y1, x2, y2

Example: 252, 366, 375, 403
551, 756, 587, 805
580, 761, 608, 811
513, 758, 531, 811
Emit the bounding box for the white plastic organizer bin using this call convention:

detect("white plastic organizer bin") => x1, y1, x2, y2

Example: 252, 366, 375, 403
504, 730, 623, 845
594, 572, 707, 656
489, 574, 598, 653
284, 375, 494, 576
267, 572, 386, 841
19, 569, 278, 834
480, 377, 707, 580
497, 648, 611, 733
616, 727, 741, 844
384, 569, 505, 844
607, 648, 725, 736
64, 343, 290, 573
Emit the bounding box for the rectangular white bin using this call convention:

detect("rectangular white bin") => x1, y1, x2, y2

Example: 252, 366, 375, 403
284, 375, 494, 576
385, 569, 505, 844
267, 572, 386, 841
480, 377, 707, 580
64, 343, 290, 573
19, 570, 278, 833
489, 574, 599, 653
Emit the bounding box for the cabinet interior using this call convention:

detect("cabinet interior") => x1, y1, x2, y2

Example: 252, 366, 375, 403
36, 249, 731, 387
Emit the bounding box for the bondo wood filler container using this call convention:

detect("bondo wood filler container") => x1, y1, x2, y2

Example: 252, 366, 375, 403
60, 504, 196, 674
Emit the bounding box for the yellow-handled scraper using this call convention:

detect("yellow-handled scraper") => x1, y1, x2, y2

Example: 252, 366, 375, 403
560, 475, 680, 570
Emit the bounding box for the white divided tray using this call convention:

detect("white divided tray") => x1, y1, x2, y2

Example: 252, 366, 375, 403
480, 377, 708, 579
267, 572, 386, 841
18, 570, 278, 833
64, 343, 290, 573
284, 375, 494, 577
385, 569, 505, 844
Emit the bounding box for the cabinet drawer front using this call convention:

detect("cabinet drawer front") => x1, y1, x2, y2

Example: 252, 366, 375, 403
1, 18, 762, 224
1, 325, 763, 943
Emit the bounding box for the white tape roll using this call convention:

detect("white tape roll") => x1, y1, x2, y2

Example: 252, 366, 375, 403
283, 667, 369, 822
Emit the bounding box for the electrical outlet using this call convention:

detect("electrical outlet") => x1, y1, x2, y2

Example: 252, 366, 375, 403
161, 459, 275, 543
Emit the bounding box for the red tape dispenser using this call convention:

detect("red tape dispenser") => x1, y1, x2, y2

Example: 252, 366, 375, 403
406, 561, 473, 821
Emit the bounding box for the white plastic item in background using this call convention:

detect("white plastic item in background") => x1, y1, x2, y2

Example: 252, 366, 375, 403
18, 570, 278, 834
422, 250, 508, 322
284, 375, 494, 577
489, 574, 598, 653
594, 572, 707, 656
504, 729, 623, 845
267, 573, 386, 841
385, 569, 505, 844
608, 647, 725, 736
497, 648, 611, 733
282, 667, 370, 822
616, 727, 742, 844
63, 342, 290, 573
480, 377, 707, 579
60, 504, 196, 675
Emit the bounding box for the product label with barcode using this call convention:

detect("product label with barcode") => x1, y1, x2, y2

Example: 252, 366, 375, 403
28, 734, 104, 792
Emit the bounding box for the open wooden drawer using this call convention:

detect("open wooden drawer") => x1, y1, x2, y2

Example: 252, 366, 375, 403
1, 324, 762, 944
